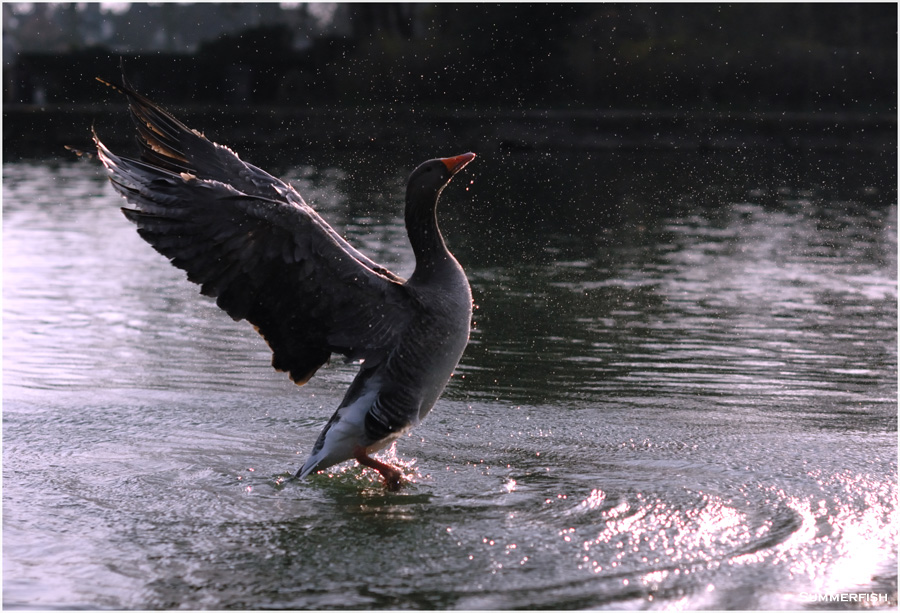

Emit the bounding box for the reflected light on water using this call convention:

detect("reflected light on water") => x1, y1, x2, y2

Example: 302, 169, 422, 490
808, 473, 898, 598
574, 491, 756, 576
559, 475, 897, 607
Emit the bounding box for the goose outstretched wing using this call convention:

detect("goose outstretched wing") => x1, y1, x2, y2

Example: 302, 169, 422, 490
95, 79, 414, 384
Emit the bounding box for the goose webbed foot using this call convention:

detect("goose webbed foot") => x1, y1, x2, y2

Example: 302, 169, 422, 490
353, 446, 403, 491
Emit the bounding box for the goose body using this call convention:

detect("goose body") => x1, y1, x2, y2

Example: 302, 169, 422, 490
94, 76, 474, 489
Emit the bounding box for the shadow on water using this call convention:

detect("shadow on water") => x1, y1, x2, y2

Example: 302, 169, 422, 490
3, 139, 897, 609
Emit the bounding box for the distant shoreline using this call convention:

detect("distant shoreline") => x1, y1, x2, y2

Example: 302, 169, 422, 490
4, 104, 895, 160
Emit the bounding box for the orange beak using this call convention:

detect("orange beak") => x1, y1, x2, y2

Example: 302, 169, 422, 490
441, 152, 476, 175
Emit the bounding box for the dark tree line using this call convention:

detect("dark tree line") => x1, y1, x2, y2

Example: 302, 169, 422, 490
5, 3, 896, 112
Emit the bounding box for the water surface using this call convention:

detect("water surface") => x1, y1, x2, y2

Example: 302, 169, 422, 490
3, 148, 896, 609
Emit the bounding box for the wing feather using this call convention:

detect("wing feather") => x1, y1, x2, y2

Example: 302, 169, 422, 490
100, 75, 404, 285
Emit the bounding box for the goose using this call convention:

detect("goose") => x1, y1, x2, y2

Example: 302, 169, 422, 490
93, 76, 475, 490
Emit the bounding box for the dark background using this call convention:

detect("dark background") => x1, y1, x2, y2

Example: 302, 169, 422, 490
3, 3, 897, 158
4, 3, 897, 110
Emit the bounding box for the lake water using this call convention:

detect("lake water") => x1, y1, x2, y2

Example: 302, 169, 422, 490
3, 145, 897, 609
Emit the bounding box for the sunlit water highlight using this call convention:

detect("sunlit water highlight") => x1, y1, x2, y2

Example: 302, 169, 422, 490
3, 150, 896, 610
